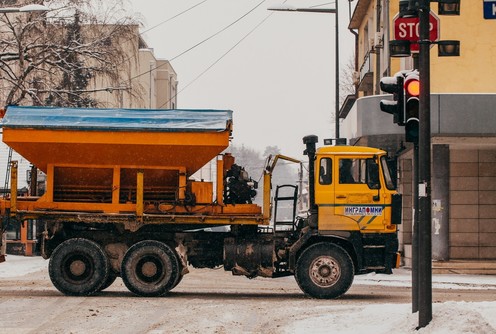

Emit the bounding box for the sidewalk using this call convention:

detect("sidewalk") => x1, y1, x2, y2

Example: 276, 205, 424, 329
431, 260, 496, 275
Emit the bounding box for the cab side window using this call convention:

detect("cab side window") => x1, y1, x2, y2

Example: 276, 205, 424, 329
339, 159, 356, 184
339, 158, 380, 189
319, 158, 332, 185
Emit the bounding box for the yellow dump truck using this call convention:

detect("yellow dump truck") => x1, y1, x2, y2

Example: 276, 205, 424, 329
0, 106, 401, 298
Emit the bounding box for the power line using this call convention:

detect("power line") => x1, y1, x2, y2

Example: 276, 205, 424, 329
159, 6, 273, 108
140, 0, 208, 36
127, 0, 267, 84
310, 2, 336, 9
115, 1, 209, 68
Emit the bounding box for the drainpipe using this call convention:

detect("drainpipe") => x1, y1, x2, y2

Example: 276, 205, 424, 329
349, 0, 359, 95
386, 0, 391, 75
375, 0, 382, 95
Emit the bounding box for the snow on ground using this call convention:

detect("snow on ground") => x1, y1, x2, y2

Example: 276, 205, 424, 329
355, 269, 496, 290
1, 255, 496, 333
284, 302, 496, 334
0, 255, 47, 278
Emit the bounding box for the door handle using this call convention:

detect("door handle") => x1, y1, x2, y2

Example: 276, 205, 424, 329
336, 195, 347, 199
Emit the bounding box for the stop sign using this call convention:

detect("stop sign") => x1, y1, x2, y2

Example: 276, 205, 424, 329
393, 12, 439, 52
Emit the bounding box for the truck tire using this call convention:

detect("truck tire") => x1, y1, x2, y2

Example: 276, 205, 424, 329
49, 238, 109, 296
170, 274, 183, 290
98, 271, 117, 291
295, 242, 354, 299
121, 240, 180, 297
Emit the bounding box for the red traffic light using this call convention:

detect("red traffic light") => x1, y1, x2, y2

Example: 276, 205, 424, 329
404, 75, 420, 97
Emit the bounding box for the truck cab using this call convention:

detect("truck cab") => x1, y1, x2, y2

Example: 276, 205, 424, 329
314, 145, 400, 234
297, 136, 401, 288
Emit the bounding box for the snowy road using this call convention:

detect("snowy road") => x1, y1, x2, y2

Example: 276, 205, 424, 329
1, 256, 496, 333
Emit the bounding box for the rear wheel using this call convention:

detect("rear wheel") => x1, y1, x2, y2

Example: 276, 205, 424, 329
121, 240, 180, 297
98, 271, 117, 291
49, 238, 109, 296
295, 242, 354, 299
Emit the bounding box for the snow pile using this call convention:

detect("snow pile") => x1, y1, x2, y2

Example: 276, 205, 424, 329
284, 302, 496, 334
355, 269, 496, 290
0, 255, 46, 278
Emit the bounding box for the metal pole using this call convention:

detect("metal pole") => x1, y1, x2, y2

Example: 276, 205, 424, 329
267, 6, 338, 137
335, 0, 340, 139
417, 0, 432, 328
412, 143, 419, 313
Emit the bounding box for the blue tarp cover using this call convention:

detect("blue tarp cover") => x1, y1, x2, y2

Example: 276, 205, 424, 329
1, 106, 233, 132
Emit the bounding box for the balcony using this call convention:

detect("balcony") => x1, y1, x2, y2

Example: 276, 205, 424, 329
357, 51, 373, 94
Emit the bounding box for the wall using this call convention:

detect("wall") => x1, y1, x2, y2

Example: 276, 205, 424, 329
450, 149, 496, 259
431, 3, 496, 93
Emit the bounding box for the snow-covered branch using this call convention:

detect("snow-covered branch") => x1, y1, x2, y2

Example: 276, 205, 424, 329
0, 0, 140, 107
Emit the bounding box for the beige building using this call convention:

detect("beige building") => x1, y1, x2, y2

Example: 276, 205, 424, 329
0, 9, 177, 110
343, 1, 496, 268
89, 25, 178, 110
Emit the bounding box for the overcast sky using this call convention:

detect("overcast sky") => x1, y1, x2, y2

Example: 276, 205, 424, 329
126, 0, 356, 160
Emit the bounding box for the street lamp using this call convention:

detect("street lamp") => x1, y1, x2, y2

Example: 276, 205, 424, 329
0, 4, 50, 13
268, 4, 340, 139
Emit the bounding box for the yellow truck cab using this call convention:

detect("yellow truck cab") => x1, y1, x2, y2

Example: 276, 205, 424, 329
315, 145, 399, 234
300, 135, 401, 287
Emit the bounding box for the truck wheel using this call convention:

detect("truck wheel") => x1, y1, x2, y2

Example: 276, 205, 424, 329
49, 238, 109, 296
121, 240, 180, 297
170, 274, 183, 290
295, 242, 354, 299
98, 271, 117, 291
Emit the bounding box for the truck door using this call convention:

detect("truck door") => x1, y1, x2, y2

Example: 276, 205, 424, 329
327, 156, 386, 232
314, 156, 334, 222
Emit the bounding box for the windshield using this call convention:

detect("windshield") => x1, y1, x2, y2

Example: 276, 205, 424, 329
380, 156, 396, 190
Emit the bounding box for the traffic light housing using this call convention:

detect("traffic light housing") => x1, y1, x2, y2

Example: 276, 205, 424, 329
399, 0, 419, 18
404, 71, 420, 143
380, 74, 405, 125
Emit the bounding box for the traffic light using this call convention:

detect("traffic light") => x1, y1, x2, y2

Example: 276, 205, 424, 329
404, 71, 420, 143
380, 74, 405, 125
399, 0, 419, 17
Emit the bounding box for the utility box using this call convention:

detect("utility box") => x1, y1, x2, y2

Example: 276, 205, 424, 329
190, 181, 213, 204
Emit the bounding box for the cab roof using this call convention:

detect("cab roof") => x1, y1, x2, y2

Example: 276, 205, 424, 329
316, 145, 386, 155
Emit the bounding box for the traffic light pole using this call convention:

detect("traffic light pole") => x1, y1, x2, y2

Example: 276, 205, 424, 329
417, 0, 432, 328
412, 142, 419, 313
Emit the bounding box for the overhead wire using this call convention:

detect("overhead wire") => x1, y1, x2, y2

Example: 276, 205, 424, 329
127, 0, 267, 84
309, 2, 336, 8
159, 2, 274, 108
139, 0, 208, 36
112, 0, 209, 69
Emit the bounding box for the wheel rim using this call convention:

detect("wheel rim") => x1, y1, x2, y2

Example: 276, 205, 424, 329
63, 254, 94, 283
136, 255, 165, 283
309, 255, 341, 288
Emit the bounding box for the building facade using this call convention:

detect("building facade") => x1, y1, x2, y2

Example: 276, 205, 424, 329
342, 1, 496, 266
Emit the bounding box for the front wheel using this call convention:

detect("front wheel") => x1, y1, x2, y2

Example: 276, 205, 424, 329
295, 242, 354, 299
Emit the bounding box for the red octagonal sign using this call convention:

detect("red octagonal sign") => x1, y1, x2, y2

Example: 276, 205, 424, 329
393, 12, 440, 52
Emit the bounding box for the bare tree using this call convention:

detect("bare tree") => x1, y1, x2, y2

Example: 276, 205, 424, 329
340, 54, 357, 104
0, 0, 140, 107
